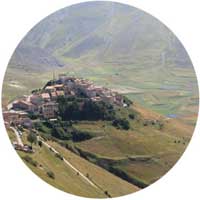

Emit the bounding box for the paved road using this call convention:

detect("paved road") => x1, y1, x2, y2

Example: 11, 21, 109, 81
10, 127, 24, 146
40, 138, 98, 188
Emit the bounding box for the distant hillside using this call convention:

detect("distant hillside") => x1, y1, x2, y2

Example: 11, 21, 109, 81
9, 2, 192, 71
4, 1, 198, 121
9, 45, 63, 72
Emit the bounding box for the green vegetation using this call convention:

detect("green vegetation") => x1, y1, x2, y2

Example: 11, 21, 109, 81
38, 140, 43, 147
7, 128, 17, 142
27, 132, 37, 148
22, 155, 38, 167
2, 2, 198, 124
2, 1, 198, 198
55, 153, 63, 161
47, 171, 55, 179
112, 118, 130, 130
32, 94, 134, 142
34, 119, 95, 142
16, 132, 138, 198
57, 96, 116, 121
68, 104, 192, 187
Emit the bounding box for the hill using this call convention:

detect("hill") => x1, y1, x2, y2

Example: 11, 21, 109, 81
3, 2, 198, 122
13, 2, 191, 66
4, 73, 196, 196
7, 128, 138, 198
9, 45, 63, 72
2, 2, 198, 197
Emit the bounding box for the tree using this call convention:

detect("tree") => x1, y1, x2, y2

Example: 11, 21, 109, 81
129, 113, 135, 120
112, 118, 130, 130
38, 140, 43, 147
27, 131, 37, 148
47, 171, 55, 179
86, 173, 89, 178
104, 191, 111, 198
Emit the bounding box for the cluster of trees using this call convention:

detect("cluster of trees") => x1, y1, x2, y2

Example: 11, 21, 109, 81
57, 96, 116, 121
112, 118, 130, 130
34, 120, 94, 142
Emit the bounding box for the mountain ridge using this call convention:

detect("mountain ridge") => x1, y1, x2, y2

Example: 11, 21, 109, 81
8, 1, 193, 71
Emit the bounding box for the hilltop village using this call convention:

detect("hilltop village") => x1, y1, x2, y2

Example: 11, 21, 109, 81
3, 74, 128, 128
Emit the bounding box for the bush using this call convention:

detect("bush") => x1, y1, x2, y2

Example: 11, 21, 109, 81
86, 173, 89, 178
38, 141, 43, 147
112, 118, 130, 130
47, 171, 55, 179
55, 153, 63, 161
71, 130, 94, 142
104, 191, 111, 198
143, 121, 148, 126
129, 113, 135, 120
51, 126, 72, 140
23, 155, 38, 167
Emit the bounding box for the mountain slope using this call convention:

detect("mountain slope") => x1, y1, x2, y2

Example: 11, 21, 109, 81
9, 2, 192, 70
3, 1, 198, 120
9, 45, 63, 72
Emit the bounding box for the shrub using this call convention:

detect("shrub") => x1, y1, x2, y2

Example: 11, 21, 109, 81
112, 118, 130, 130
51, 126, 71, 140
71, 130, 93, 142
23, 155, 38, 167
129, 113, 135, 120
38, 141, 43, 147
55, 153, 63, 161
104, 191, 111, 198
86, 173, 89, 178
47, 171, 55, 179
143, 121, 148, 126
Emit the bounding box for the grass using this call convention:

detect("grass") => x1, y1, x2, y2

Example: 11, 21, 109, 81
2, 54, 198, 194
15, 131, 138, 198
2, 60, 199, 123
70, 104, 191, 186
6, 127, 17, 142
17, 142, 106, 198
48, 141, 139, 197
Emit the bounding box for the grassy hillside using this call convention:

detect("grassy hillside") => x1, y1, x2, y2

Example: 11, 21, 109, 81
27, 99, 193, 188
2, 2, 198, 197
8, 129, 138, 198
68, 103, 193, 186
